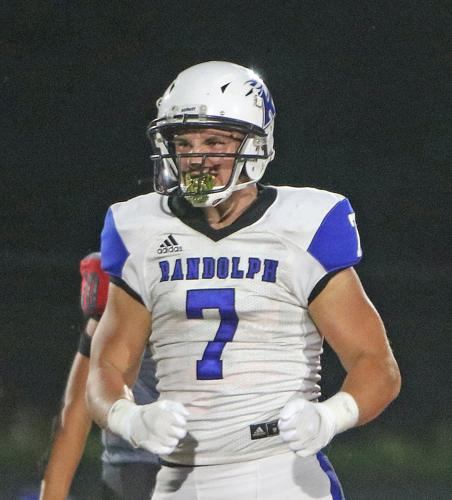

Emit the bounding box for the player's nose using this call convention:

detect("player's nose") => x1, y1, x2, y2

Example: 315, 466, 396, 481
187, 152, 212, 172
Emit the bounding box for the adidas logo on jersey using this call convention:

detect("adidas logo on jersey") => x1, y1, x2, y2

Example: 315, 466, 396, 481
157, 234, 183, 254
251, 425, 267, 438
250, 420, 279, 440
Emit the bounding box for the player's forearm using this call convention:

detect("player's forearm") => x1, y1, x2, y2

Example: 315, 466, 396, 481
340, 351, 401, 425
40, 407, 92, 499
87, 363, 134, 429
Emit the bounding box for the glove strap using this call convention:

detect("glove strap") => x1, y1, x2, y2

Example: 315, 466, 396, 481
321, 391, 359, 434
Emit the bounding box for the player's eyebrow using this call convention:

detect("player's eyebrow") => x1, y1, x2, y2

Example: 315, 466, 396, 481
173, 131, 244, 142
209, 133, 243, 141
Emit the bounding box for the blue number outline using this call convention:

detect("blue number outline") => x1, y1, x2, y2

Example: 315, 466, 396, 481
186, 288, 238, 380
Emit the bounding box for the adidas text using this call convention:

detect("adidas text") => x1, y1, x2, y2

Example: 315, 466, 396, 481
158, 235, 183, 254
158, 245, 183, 255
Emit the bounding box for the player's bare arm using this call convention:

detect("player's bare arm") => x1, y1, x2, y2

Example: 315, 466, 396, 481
87, 283, 151, 427
39, 318, 98, 500
279, 267, 401, 458
308, 267, 401, 424
87, 283, 188, 455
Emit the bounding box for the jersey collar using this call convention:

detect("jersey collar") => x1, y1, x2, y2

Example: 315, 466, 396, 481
168, 184, 277, 241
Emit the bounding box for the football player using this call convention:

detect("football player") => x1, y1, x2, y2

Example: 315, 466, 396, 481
87, 61, 401, 499
39, 253, 159, 500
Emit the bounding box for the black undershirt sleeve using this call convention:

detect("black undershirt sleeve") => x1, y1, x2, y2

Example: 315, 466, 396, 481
307, 268, 349, 305
109, 275, 145, 305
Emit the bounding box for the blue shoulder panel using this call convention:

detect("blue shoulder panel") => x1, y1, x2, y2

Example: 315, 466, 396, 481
307, 198, 362, 272
100, 207, 130, 278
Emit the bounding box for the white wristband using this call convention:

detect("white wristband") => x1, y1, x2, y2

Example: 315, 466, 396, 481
320, 391, 360, 434
107, 398, 139, 444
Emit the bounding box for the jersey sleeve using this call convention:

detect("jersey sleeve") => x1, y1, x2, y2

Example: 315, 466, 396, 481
100, 206, 145, 306
305, 197, 362, 300
307, 197, 362, 272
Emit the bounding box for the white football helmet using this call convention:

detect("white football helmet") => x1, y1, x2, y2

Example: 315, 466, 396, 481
147, 61, 276, 207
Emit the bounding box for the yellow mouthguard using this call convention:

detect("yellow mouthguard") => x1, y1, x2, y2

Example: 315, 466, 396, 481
183, 172, 215, 204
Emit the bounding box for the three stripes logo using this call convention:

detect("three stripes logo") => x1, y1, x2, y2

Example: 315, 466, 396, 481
250, 420, 279, 440
157, 234, 183, 255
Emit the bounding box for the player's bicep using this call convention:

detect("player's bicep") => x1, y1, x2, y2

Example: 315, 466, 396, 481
90, 282, 151, 385
308, 268, 391, 372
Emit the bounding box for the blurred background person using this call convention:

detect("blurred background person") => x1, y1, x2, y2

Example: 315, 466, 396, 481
39, 252, 160, 500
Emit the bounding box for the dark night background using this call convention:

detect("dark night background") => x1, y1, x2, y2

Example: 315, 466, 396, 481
1, 1, 451, 498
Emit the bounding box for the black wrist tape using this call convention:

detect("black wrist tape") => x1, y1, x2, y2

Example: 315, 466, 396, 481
78, 330, 92, 358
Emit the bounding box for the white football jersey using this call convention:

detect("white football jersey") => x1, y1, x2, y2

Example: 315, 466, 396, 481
101, 185, 362, 465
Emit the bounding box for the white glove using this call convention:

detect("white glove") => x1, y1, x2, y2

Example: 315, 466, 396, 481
107, 399, 189, 455
278, 392, 359, 457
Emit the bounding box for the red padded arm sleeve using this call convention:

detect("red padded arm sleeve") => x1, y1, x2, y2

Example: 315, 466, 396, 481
79, 252, 109, 319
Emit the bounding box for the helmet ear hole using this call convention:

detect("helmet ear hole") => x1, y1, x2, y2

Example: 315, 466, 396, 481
245, 160, 266, 181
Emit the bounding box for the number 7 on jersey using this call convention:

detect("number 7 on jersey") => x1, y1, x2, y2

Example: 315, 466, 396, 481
186, 288, 239, 380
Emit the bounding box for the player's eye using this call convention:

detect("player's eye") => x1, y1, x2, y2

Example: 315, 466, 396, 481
205, 138, 228, 146
173, 140, 191, 149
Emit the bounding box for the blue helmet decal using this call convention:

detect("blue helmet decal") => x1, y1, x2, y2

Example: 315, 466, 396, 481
246, 79, 276, 128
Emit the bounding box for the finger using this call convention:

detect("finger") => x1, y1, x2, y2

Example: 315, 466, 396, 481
161, 400, 190, 417
172, 425, 188, 440
280, 399, 306, 420
141, 435, 179, 451
170, 411, 188, 427
156, 445, 176, 455
159, 436, 179, 449
279, 429, 297, 442
174, 403, 190, 417
164, 424, 187, 440
288, 436, 313, 452
295, 447, 316, 458
141, 441, 176, 455
278, 414, 298, 431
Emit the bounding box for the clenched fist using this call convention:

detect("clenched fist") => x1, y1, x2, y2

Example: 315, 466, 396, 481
108, 399, 189, 455
279, 392, 359, 457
